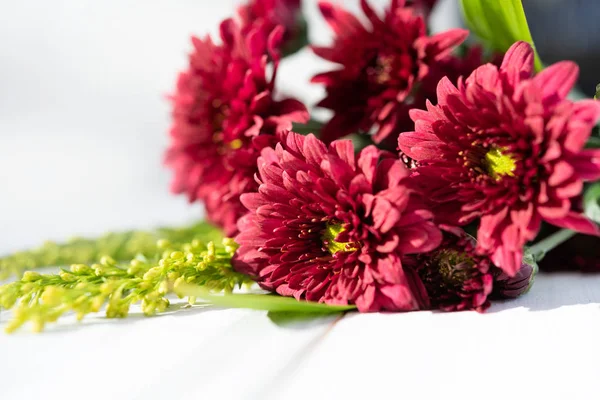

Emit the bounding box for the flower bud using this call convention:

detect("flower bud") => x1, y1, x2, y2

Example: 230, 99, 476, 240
70, 264, 92, 274
157, 280, 169, 295
59, 271, 77, 282
41, 286, 65, 307
143, 267, 162, 281
91, 296, 105, 312
22, 271, 41, 282
156, 298, 170, 313
100, 256, 116, 266
492, 253, 537, 299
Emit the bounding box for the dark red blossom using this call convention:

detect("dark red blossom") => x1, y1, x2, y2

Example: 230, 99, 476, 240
166, 19, 309, 236
398, 41, 600, 276
234, 131, 442, 311
405, 227, 493, 312
238, 0, 305, 54
311, 0, 468, 144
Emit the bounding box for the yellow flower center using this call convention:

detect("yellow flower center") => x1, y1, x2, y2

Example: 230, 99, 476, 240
484, 147, 517, 180
229, 139, 243, 150
322, 222, 358, 255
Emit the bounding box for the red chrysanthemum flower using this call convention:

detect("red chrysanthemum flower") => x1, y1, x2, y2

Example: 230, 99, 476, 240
404, 226, 493, 312
398, 41, 600, 276
311, 0, 468, 144
166, 19, 309, 236
233, 131, 442, 311
238, 0, 305, 54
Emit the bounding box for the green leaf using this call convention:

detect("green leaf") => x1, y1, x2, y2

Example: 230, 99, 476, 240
584, 182, 600, 224
459, 0, 543, 71
267, 311, 338, 326
178, 285, 356, 313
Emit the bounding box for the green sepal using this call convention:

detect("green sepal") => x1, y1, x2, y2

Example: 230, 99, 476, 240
584, 182, 600, 224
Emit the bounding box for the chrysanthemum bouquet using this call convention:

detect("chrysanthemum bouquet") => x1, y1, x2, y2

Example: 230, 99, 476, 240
1, 0, 599, 333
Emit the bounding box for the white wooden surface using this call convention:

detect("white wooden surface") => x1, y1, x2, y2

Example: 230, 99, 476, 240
1, 1, 599, 399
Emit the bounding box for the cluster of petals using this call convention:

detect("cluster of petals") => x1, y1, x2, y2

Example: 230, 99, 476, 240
399, 41, 600, 275
311, 0, 469, 145
234, 131, 442, 311
237, 0, 304, 53
165, 19, 308, 236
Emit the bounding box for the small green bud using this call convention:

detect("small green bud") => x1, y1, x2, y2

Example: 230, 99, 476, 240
41, 286, 65, 307
167, 271, 180, 281
141, 299, 156, 316
59, 271, 77, 282
223, 238, 238, 254
130, 259, 144, 268
22, 271, 42, 282
70, 264, 92, 274
21, 283, 35, 292
93, 264, 108, 276
170, 251, 184, 260
143, 267, 162, 281
196, 262, 208, 271
156, 298, 169, 313
73, 295, 88, 307
157, 280, 169, 295
0, 293, 17, 309
90, 296, 105, 312
100, 282, 116, 295
100, 256, 116, 266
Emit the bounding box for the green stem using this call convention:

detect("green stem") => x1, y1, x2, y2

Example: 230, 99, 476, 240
529, 229, 577, 261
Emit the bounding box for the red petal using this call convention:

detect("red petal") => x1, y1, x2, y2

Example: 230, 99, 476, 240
534, 61, 579, 102
500, 41, 534, 85
545, 212, 600, 236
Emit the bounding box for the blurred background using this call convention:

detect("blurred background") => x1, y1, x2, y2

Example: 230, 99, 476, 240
1, 0, 600, 254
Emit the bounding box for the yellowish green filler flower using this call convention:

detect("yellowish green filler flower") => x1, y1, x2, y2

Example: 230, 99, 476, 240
0, 238, 253, 333
0, 222, 222, 281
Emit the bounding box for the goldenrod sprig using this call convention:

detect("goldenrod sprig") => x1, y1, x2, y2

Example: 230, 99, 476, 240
0, 222, 222, 280
0, 238, 252, 333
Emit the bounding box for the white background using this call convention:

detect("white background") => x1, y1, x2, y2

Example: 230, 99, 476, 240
1, 1, 599, 399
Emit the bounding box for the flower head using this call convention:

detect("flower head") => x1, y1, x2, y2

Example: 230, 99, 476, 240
233, 131, 442, 311
405, 226, 493, 312
166, 19, 309, 236
237, 0, 305, 54
311, 0, 468, 144
398, 41, 600, 275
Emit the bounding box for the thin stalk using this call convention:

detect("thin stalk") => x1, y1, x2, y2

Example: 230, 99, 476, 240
529, 229, 577, 261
